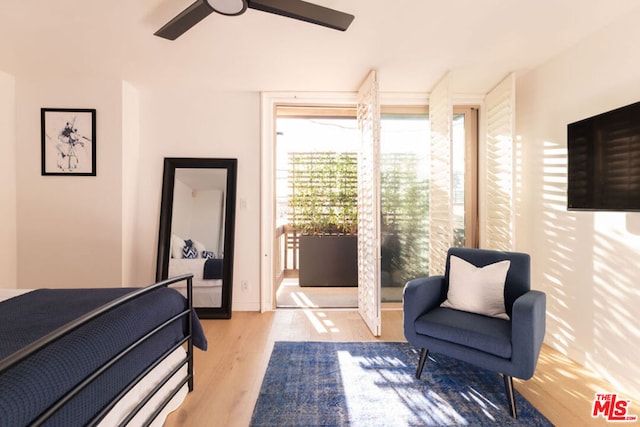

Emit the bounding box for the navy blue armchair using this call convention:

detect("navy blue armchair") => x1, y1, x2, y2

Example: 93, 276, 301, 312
403, 247, 546, 418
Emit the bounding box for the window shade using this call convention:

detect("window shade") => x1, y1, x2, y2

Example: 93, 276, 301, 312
483, 73, 515, 251
357, 70, 381, 337
428, 72, 453, 275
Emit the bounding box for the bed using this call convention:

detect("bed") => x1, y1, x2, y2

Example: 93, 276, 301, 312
168, 235, 224, 308
0, 274, 206, 427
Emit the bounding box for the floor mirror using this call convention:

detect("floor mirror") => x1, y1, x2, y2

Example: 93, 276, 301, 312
156, 157, 237, 319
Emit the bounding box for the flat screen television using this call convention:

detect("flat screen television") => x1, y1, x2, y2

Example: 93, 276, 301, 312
567, 101, 640, 211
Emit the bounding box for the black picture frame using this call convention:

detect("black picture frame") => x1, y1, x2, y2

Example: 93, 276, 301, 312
41, 108, 96, 176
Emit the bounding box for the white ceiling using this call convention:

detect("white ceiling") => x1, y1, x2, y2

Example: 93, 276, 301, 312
1, 0, 639, 94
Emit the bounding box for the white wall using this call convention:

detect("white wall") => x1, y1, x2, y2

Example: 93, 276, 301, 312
0, 71, 17, 289
171, 178, 194, 240
122, 81, 141, 286
190, 190, 224, 254
9, 76, 261, 310
171, 187, 223, 255
15, 77, 124, 288
516, 9, 640, 399
133, 88, 261, 310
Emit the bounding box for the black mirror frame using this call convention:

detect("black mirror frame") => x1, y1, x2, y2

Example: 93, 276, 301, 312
156, 157, 237, 319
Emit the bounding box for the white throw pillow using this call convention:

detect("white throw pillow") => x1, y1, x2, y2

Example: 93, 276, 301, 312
440, 255, 511, 319
192, 240, 206, 258
171, 234, 185, 259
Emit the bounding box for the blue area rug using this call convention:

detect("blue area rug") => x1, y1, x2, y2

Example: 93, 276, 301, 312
250, 341, 553, 426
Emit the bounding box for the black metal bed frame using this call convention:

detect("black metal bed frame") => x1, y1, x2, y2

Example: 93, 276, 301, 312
0, 274, 195, 427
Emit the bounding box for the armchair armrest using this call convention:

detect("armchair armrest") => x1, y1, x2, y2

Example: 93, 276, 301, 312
511, 290, 546, 379
403, 276, 445, 338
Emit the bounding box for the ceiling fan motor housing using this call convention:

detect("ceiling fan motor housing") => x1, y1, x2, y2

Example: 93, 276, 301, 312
207, 0, 248, 16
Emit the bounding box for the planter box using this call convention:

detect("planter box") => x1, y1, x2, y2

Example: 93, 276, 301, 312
298, 235, 358, 287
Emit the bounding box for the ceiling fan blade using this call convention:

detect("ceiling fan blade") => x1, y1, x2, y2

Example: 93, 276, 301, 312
247, 0, 354, 31
155, 0, 215, 40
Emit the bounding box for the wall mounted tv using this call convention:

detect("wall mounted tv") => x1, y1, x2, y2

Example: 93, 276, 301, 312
567, 101, 640, 211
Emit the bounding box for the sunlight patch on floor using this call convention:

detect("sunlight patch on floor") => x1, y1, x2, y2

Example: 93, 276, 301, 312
337, 350, 468, 426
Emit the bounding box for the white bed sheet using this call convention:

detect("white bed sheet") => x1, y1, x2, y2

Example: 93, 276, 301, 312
98, 347, 189, 427
168, 258, 207, 279
170, 284, 222, 308
168, 258, 223, 307
0, 288, 30, 302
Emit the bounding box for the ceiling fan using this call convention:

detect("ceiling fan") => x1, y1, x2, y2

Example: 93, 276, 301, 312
155, 0, 355, 40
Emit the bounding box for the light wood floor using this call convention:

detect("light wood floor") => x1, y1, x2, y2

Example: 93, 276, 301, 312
164, 309, 638, 427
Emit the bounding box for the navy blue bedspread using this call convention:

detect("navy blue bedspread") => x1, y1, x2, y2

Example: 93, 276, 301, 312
203, 258, 223, 280
0, 287, 207, 427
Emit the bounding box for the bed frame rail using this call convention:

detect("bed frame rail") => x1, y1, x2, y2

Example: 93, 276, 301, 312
0, 274, 195, 427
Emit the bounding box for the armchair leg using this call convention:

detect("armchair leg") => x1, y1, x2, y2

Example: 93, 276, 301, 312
503, 375, 518, 418
416, 348, 429, 379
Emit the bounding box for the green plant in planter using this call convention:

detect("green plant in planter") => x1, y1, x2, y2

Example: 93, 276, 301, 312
288, 152, 358, 236
380, 152, 430, 286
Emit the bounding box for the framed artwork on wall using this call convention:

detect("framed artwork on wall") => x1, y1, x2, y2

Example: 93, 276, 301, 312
41, 108, 96, 176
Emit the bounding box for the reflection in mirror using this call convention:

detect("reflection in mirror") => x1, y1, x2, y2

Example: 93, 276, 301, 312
170, 168, 226, 308
156, 158, 237, 319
